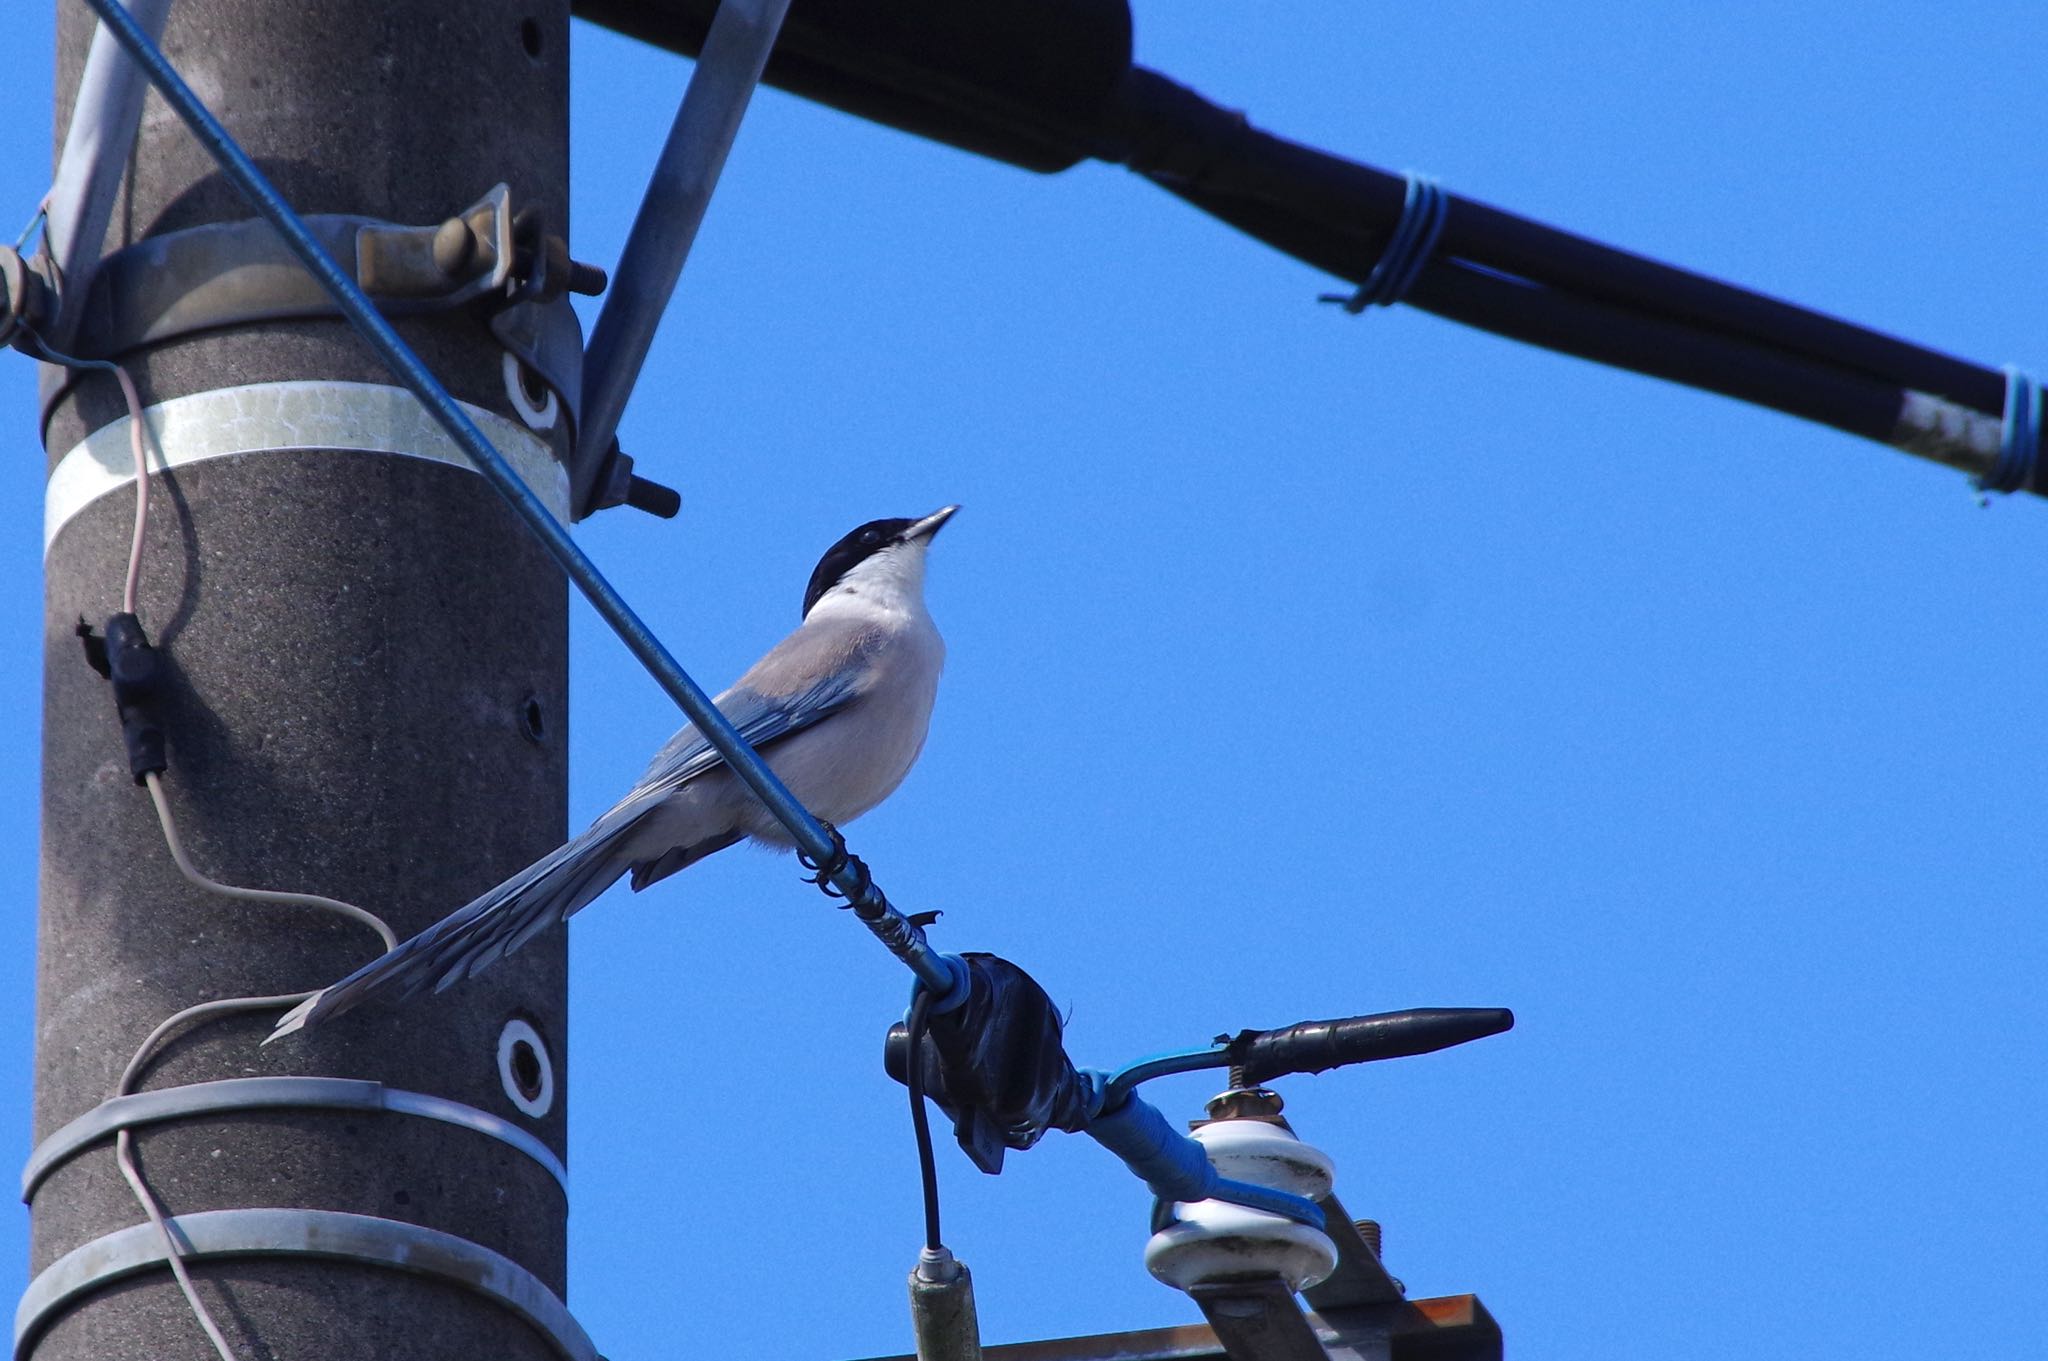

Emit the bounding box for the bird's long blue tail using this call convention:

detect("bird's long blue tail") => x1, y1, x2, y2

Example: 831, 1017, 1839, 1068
268, 805, 649, 1039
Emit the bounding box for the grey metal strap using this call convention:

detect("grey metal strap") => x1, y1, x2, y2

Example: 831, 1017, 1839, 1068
14, 1208, 596, 1361
574, 0, 793, 516
22, 1076, 566, 1201
76, 188, 512, 354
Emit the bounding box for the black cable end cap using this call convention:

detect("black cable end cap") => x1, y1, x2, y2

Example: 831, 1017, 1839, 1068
1232, 1006, 1515, 1086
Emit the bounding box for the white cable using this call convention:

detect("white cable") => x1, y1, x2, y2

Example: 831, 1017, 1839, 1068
20, 326, 156, 615
36, 344, 400, 1361
112, 778, 393, 1361
113, 990, 325, 1361
117, 1128, 242, 1361
111, 358, 152, 615
144, 773, 398, 951
120, 991, 323, 1096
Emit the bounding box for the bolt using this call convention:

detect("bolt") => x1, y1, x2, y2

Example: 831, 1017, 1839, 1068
537, 234, 607, 297
1352, 1218, 1382, 1257
566, 259, 608, 297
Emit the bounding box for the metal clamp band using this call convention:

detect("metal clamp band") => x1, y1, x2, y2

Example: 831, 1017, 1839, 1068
14, 1208, 596, 1361
74, 188, 514, 355
22, 1076, 567, 1202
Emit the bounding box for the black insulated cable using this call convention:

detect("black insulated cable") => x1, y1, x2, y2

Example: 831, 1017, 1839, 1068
1105, 68, 1999, 402
1102, 66, 2008, 448
906, 987, 945, 1255
568, 7, 2018, 481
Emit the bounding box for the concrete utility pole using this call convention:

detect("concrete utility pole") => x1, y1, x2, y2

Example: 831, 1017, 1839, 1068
31, 3, 575, 1357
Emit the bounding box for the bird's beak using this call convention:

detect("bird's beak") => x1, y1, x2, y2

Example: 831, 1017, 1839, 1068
904, 505, 960, 542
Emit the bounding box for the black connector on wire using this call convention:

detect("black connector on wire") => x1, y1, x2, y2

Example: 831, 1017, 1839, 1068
79, 613, 169, 783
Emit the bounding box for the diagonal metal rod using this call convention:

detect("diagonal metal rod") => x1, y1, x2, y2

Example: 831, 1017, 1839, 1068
42, 0, 175, 348
79, 0, 963, 999
576, 0, 793, 518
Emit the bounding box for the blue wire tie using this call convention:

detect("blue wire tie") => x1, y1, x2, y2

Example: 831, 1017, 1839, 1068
1977, 366, 2042, 495
1321, 172, 1449, 313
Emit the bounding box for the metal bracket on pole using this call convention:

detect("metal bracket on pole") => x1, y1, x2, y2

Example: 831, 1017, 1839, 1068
0, 248, 52, 352
40, 0, 176, 350
35, 185, 605, 459
1187, 1278, 1334, 1361
1183, 1194, 1410, 1361
573, 0, 794, 520
14, 1209, 598, 1361
22, 1076, 568, 1202
65, 185, 527, 343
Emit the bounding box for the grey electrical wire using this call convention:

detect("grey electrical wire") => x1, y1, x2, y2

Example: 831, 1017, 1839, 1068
33, 338, 398, 1361
24, 329, 155, 615
144, 773, 397, 952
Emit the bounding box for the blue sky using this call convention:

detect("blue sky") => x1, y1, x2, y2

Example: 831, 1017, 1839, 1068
3, 4, 2044, 1359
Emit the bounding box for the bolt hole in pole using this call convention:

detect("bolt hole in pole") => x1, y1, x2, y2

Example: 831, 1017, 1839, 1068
520, 17, 544, 62
519, 693, 546, 743
511, 1045, 543, 1097
496, 1018, 554, 1117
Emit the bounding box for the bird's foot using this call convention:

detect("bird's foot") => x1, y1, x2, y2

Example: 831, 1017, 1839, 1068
798, 821, 880, 913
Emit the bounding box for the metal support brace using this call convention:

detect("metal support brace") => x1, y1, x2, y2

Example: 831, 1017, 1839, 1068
1303, 1196, 1403, 1311
574, 0, 794, 518
14, 1209, 597, 1361
1184, 1194, 1406, 1361
41, 0, 175, 349
1189, 1278, 1333, 1361
22, 1076, 568, 1202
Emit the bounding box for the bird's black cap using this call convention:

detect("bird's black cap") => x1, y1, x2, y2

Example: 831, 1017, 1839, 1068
801, 506, 958, 617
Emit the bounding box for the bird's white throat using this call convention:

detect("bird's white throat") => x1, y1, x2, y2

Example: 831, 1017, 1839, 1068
808, 543, 931, 624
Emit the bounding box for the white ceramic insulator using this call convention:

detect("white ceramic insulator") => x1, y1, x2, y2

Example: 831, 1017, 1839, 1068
1143, 1118, 1339, 1293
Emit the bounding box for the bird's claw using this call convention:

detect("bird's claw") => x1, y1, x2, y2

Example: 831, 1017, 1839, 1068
800, 822, 869, 905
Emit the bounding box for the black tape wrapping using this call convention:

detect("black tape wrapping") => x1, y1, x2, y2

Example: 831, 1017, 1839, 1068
884, 953, 1094, 1174
80, 613, 168, 783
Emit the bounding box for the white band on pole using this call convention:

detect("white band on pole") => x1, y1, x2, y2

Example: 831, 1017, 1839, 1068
46, 380, 570, 553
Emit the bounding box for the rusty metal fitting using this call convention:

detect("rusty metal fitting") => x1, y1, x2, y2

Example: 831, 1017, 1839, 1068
1202, 1087, 1285, 1122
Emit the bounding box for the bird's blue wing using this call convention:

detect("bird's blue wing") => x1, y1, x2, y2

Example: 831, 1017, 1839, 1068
624, 669, 868, 804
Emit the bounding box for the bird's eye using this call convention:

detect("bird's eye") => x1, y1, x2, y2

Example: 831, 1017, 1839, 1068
859, 530, 881, 546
